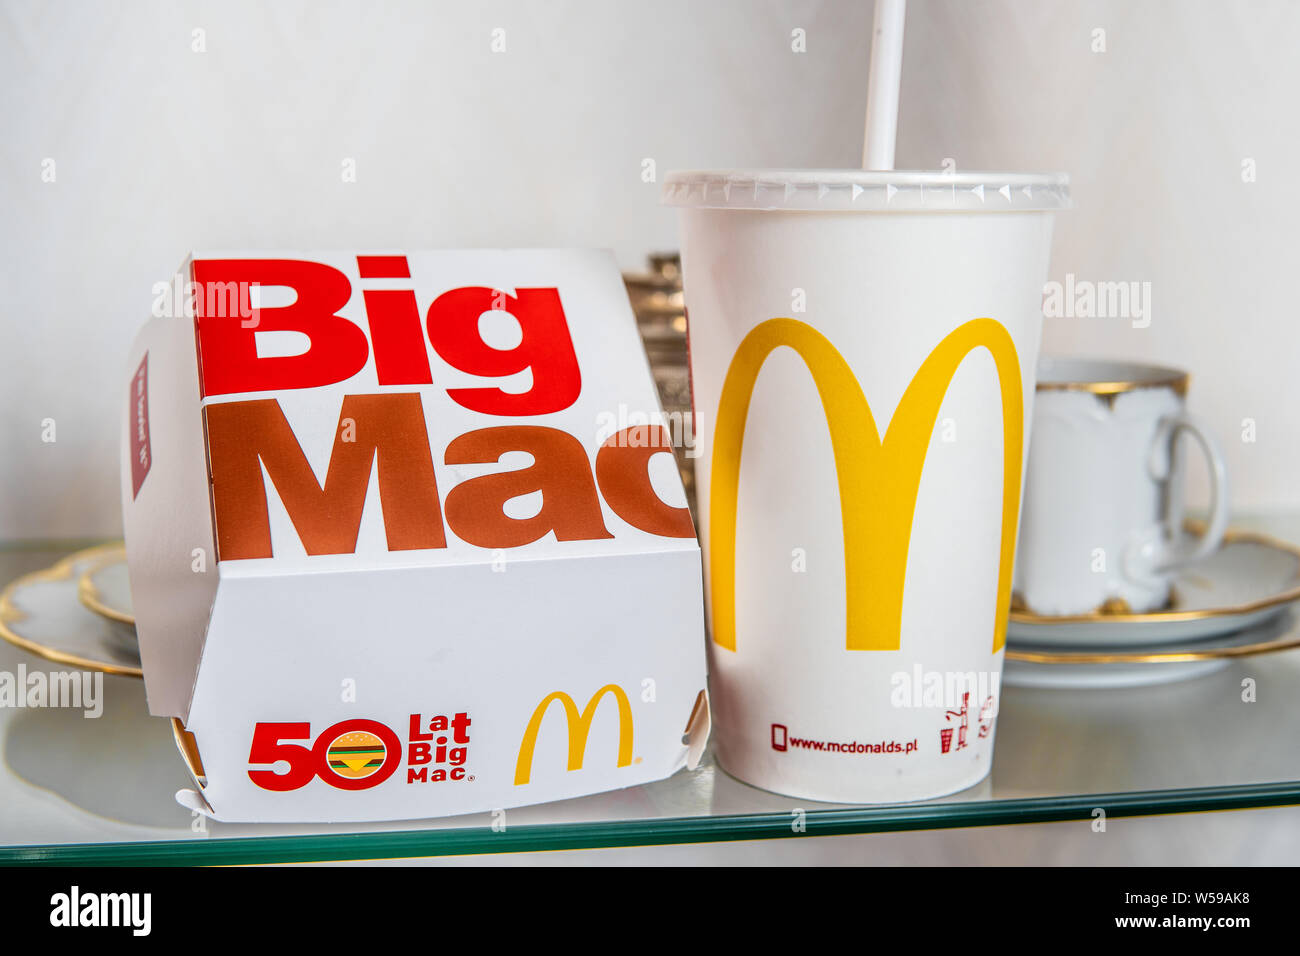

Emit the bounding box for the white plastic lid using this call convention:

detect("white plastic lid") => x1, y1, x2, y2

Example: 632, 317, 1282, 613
662, 169, 1070, 212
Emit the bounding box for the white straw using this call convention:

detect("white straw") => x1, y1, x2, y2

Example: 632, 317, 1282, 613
863, 0, 907, 170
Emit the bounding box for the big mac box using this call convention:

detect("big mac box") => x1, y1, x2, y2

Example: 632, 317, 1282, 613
121, 250, 710, 823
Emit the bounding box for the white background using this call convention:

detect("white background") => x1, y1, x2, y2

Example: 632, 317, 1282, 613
3, 0, 1298, 537
2, 0, 1298, 865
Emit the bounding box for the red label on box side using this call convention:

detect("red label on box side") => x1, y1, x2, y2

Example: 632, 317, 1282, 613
129, 353, 151, 499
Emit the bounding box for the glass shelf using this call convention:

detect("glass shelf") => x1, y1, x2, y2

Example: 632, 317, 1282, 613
3, 522, 1299, 865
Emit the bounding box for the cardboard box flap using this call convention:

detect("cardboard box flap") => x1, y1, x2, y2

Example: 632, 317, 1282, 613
172, 717, 216, 818
683, 689, 711, 771
121, 314, 219, 720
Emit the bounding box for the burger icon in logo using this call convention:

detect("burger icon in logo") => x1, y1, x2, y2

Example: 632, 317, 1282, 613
325, 730, 388, 780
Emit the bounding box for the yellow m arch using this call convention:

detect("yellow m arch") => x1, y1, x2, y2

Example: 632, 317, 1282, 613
709, 317, 1022, 655
514, 684, 634, 786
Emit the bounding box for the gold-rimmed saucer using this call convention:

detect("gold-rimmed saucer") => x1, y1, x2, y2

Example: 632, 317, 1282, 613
76, 542, 133, 625
0, 545, 143, 677
1003, 609, 1300, 689
1008, 528, 1300, 648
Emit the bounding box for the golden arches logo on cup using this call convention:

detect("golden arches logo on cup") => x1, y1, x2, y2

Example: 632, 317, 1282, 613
325, 729, 389, 780
514, 684, 634, 786
709, 316, 1023, 655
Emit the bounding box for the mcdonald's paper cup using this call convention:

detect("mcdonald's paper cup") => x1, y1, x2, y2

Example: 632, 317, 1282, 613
665, 169, 1069, 803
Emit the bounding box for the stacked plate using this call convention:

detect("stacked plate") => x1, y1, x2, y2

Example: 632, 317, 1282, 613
0, 544, 141, 676
1004, 529, 1300, 688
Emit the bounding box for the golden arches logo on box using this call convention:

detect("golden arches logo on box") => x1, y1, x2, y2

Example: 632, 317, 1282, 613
709, 317, 1022, 655
514, 683, 634, 786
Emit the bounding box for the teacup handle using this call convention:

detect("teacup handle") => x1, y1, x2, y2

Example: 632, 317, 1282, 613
1146, 412, 1229, 572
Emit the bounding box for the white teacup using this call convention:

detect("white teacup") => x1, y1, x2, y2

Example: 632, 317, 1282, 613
1013, 357, 1229, 617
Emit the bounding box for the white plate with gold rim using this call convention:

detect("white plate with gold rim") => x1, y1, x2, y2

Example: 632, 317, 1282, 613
1007, 529, 1300, 648
0, 545, 142, 677
1003, 608, 1300, 689
76, 543, 134, 626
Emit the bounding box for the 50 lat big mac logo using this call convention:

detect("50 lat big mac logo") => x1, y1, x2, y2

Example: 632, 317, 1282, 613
247, 712, 472, 792
192, 257, 693, 560
247, 685, 635, 792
